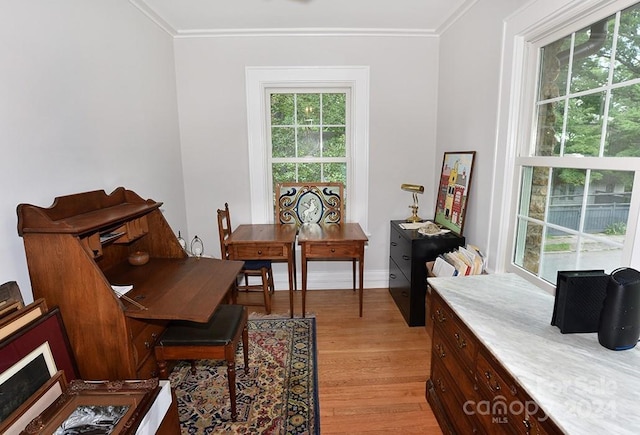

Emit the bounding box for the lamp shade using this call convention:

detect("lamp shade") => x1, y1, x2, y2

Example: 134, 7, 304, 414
401, 183, 424, 194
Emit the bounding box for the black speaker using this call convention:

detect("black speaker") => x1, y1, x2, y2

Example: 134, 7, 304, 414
551, 270, 609, 334
598, 267, 640, 351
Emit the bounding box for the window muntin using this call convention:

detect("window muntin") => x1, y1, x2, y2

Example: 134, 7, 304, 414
515, 3, 640, 283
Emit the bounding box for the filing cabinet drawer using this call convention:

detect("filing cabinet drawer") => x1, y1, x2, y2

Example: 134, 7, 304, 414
390, 225, 412, 279
389, 257, 411, 321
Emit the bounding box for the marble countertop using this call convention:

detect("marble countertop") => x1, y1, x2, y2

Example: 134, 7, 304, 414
427, 273, 640, 435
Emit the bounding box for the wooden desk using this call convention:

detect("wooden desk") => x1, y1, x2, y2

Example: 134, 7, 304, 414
225, 224, 298, 317
298, 223, 368, 317
104, 257, 244, 322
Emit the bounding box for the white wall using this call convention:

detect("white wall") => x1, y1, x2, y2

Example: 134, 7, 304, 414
174, 35, 440, 288
436, 0, 531, 270
0, 0, 185, 302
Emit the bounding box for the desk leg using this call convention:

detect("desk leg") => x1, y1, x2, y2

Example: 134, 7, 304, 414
359, 246, 365, 317
287, 246, 295, 318
301, 251, 307, 318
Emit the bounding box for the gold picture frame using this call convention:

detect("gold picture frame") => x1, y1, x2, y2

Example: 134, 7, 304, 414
22, 378, 160, 435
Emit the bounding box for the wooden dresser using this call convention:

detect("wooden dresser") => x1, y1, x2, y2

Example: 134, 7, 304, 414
17, 187, 242, 382
388, 220, 464, 326
426, 273, 640, 435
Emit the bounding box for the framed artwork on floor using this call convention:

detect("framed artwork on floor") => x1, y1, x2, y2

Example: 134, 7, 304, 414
21, 378, 159, 435
434, 151, 476, 235
0, 307, 78, 382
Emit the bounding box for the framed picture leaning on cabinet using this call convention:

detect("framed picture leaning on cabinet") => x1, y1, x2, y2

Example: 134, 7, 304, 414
434, 151, 475, 236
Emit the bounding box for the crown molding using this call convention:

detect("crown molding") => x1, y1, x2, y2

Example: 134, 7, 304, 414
130, 0, 439, 39
129, 0, 177, 36
173, 27, 437, 39
436, 0, 479, 34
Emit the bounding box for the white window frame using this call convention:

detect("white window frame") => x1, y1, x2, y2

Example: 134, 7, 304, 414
245, 66, 370, 230
493, 0, 640, 293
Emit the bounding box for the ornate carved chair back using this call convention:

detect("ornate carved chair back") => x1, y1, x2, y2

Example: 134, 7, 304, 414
274, 182, 344, 226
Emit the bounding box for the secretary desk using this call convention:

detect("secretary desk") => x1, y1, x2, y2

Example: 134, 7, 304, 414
17, 187, 242, 382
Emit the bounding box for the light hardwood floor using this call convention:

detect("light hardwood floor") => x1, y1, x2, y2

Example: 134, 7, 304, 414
241, 287, 443, 434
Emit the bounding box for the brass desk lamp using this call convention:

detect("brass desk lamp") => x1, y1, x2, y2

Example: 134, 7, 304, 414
401, 183, 424, 223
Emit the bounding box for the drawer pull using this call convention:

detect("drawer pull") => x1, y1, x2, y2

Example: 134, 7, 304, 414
145, 341, 151, 349
331, 248, 336, 253
389, 273, 396, 279
402, 255, 410, 261
435, 343, 446, 358
454, 332, 467, 349
436, 378, 446, 392
257, 250, 263, 255
435, 309, 446, 323
485, 371, 501, 391
522, 418, 532, 433
391, 241, 397, 247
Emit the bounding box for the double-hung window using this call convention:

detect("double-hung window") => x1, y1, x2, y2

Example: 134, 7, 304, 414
246, 67, 369, 227
513, 2, 640, 284
269, 90, 349, 187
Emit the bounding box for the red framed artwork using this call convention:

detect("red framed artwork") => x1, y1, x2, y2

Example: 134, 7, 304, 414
434, 151, 476, 236
0, 307, 78, 382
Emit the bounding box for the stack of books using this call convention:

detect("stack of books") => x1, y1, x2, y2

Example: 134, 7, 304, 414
431, 244, 486, 277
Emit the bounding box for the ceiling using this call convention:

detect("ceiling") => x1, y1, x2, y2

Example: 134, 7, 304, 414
130, 0, 473, 37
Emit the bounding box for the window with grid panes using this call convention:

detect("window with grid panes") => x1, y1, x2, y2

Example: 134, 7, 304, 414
514, 2, 640, 283
269, 91, 349, 189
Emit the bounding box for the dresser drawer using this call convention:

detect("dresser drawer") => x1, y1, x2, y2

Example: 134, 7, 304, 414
431, 292, 477, 374
304, 241, 361, 258
431, 358, 485, 435
231, 244, 286, 259
431, 335, 477, 402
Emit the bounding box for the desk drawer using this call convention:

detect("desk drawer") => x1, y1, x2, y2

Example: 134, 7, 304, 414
231, 244, 286, 259
132, 322, 166, 366
304, 242, 361, 258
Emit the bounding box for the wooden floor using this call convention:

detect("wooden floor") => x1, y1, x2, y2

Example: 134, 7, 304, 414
241, 287, 443, 434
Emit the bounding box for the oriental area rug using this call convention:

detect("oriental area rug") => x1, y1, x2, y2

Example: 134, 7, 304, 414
169, 316, 320, 434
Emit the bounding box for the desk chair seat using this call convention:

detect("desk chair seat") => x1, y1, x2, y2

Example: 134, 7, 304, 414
218, 202, 275, 313
155, 304, 249, 421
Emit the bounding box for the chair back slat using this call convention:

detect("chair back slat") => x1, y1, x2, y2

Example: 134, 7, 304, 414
217, 202, 232, 260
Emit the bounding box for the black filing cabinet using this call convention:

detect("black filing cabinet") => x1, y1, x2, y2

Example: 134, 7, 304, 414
388, 220, 465, 326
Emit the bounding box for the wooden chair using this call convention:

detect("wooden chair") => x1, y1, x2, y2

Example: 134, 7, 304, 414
274, 182, 357, 290
218, 203, 275, 314
155, 304, 249, 421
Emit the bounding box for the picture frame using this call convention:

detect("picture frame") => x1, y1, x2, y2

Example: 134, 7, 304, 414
21, 378, 160, 435
0, 298, 48, 341
434, 151, 476, 235
0, 342, 58, 423
0, 370, 67, 435
0, 307, 78, 382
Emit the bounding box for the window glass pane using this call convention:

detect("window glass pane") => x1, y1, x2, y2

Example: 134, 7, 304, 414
324, 163, 347, 184
323, 127, 346, 157
272, 127, 295, 158
514, 218, 544, 275
298, 127, 321, 157
534, 101, 565, 156
297, 94, 320, 126
298, 163, 322, 182
539, 36, 571, 100
570, 17, 614, 94
605, 84, 640, 157
549, 169, 587, 230
518, 166, 550, 221
271, 94, 294, 125
564, 92, 605, 156
272, 163, 296, 184
323, 93, 346, 125
614, 3, 640, 83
